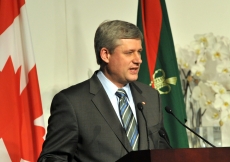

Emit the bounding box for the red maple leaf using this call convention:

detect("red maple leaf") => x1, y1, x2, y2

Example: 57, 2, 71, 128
0, 56, 45, 161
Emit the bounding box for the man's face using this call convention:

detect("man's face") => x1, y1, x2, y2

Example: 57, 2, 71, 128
102, 39, 142, 88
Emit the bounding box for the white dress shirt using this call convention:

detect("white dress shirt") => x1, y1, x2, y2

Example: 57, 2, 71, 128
97, 71, 137, 126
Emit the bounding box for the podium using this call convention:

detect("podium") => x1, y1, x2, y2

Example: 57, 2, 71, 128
117, 147, 230, 162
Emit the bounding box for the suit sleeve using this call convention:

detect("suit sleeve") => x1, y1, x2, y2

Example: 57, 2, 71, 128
37, 92, 79, 162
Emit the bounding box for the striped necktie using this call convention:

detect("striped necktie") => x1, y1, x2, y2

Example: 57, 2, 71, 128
115, 89, 139, 151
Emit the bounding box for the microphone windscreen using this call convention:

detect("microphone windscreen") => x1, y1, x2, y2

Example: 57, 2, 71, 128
158, 129, 165, 137
137, 102, 143, 111
165, 106, 172, 114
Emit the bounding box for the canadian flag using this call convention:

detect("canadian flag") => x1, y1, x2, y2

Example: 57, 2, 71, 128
0, 0, 45, 161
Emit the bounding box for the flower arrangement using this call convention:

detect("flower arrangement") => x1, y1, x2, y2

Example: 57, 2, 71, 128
176, 33, 230, 128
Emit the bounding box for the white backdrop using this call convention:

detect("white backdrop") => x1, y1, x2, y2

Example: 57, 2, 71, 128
26, 0, 230, 146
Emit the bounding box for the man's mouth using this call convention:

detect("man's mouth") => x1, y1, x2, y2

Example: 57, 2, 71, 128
129, 67, 139, 74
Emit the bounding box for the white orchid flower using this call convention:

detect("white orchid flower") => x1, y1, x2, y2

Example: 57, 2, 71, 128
192, 85, 203, 101
209, 42, 229, 61
191, 64, 205, 78
196, 54, 207, 65
216, 60, 230, 75
206, 81, 227, 94
190, 41, 205, 56
194, 33, 216, 47
176, 45, 196, 71
192, 82, 215, 110
214, 93, 230, 110
219, 111, 230, 126
205, 107, 220, 121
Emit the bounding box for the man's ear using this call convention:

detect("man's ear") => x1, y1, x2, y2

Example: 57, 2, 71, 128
100, 47, 110, 63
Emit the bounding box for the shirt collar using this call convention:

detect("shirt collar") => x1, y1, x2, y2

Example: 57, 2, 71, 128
96, 71, 132, 99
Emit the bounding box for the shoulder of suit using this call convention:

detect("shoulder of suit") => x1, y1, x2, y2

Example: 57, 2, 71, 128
132, 81, 158, 93
59, 79, 91, 95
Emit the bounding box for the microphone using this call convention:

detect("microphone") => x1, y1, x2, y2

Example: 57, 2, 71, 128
158, 128, 172, 148
137, 102, 150, 150
165, 106, 216, 148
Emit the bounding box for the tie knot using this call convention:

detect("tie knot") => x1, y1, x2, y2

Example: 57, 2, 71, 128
115, 89, 127, 98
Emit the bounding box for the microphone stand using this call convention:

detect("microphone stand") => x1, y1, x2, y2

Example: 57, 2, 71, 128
165, 106, 216, 148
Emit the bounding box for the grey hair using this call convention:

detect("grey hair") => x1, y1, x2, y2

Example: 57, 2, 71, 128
94, 20, 143, 65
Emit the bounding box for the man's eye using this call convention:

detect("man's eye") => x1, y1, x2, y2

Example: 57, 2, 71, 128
125, 51, 133, 54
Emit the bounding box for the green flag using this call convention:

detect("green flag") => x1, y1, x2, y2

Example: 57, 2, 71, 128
137, 0, 189, 148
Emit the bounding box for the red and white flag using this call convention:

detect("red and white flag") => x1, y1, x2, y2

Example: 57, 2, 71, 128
0, 0, 45, 161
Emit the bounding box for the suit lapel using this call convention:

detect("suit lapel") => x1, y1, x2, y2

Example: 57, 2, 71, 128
130, 82, 149, 150
89, 72, 132, 152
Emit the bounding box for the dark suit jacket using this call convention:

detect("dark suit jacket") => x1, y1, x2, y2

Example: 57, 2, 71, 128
38, 71, 170, 162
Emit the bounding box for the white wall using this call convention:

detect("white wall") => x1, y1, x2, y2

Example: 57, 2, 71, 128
26, 0, 230, 146
166, 0, 230, 46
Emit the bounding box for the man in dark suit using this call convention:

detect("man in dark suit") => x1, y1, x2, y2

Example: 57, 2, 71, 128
38, 20, 171, 162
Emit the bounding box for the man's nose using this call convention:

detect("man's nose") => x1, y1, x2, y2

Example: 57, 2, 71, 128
133, 52, 142, 64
